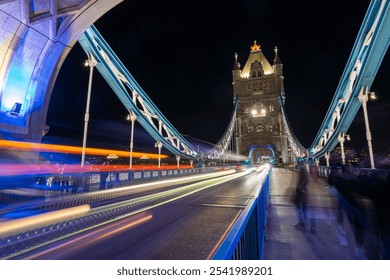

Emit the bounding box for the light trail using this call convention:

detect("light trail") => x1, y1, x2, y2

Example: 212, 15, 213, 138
0, 205, 91, 237
0, 139, 167, 159
24, 212, 152, 260
3, 167, 259, 259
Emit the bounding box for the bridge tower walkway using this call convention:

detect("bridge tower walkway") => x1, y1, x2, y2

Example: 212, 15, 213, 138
263, 168, 377, 260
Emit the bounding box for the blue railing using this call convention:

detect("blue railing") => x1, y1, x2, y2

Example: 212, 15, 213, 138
211, 167, 271, 260
317, 165, 390, 179
0, 166, 232, 203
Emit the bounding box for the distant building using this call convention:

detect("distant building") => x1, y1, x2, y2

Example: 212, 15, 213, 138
330, 146, 360, 165
232, 41, 288, 163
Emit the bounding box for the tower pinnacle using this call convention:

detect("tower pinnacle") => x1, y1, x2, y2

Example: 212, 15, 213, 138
233, 52, 240, 70
273, 46, 281, 64
250, 40, 261, 52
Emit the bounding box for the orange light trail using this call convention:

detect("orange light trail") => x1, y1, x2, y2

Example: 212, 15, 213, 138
0, 139, 168, 159
24, 212, 153, 260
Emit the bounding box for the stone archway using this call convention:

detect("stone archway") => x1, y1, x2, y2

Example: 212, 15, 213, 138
0, 0, 122, 141
248, 144, 276, 164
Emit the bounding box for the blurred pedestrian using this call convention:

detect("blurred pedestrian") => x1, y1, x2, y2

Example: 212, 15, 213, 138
328, 165, 348, 245
333, 164, 368, 259
294, 166, 310, 230
310, 164, 318, 183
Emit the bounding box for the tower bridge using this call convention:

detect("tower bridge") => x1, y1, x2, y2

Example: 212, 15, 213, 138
0, 0, 389, 261
1, 1, 388, 166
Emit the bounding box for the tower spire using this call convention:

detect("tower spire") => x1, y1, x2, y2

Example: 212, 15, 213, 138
251, 40, 261, 52
273, 46, 281, 64
233, 52, 240, 70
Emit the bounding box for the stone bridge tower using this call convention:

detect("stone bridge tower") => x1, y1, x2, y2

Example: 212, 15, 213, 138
232, 41, 288, 164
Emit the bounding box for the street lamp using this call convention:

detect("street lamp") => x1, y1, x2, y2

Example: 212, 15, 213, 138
337, 132, 350, 165
155, 140, 163, 168
358, 87, 376, 169
126, 111, 137, 169
325, 152, 330, 167
81, 52, 97, 167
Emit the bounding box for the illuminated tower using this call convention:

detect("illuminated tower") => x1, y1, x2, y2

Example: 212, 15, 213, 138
232, 41, 288, 163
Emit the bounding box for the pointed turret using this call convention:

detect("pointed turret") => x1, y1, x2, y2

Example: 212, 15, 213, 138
273, 46, 281, 64
233, 52, 240, 70
273, 46, 283, 76
232, 52, 241, 82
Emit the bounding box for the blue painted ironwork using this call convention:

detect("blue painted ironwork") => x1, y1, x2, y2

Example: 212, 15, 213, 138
211, 165, 271, 259
309, 0, 390, 159
78, 25, 198, 159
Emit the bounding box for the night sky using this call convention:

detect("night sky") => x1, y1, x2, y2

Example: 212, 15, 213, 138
45, 0, 390, 156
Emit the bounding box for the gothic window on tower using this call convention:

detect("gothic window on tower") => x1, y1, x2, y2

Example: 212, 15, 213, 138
252, 71, 256, 78
257, 71, 261, 77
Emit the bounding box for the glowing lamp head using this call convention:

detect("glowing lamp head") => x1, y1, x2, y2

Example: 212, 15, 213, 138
251, 109, 257, 116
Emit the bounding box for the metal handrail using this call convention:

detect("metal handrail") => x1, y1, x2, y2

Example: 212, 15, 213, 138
211, 166, 271, 259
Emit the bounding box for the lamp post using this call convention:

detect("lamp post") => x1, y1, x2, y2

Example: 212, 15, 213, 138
325, 152, 330, 167
338, 132, 350, 165
126, 112, 137, 169
176, 155, 180, 168
358, 87, 376, 169
155, 140, 163, 168
81, 53, 97, 167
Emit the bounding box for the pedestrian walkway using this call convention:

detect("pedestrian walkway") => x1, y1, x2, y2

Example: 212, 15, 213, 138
264, 168, 358, 259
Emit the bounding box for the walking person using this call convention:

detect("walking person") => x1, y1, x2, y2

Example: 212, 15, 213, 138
294, 165, 315, 232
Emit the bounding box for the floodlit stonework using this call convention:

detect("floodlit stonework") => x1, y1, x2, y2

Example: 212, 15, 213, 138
233, 42, 289, 163
0, 0, 122, 141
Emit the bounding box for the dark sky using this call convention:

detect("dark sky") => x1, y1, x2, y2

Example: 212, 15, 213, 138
46, 0, 390, 155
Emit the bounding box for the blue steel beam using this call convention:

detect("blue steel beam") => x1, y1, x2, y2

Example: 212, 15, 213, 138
78, 25, 198, 159
309, 0, 390, 158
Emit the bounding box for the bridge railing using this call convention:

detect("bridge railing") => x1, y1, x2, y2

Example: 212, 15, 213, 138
211, 166, 271, 260
317, 165, 390, 179
0, 166, 233, 204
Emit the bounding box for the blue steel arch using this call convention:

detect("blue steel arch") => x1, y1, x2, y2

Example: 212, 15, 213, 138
78, 25, 199, 158
78, 25, 237, 159
248, 144, 276, 164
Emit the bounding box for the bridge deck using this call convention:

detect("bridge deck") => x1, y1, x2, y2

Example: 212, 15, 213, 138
264, 168, 367, 259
